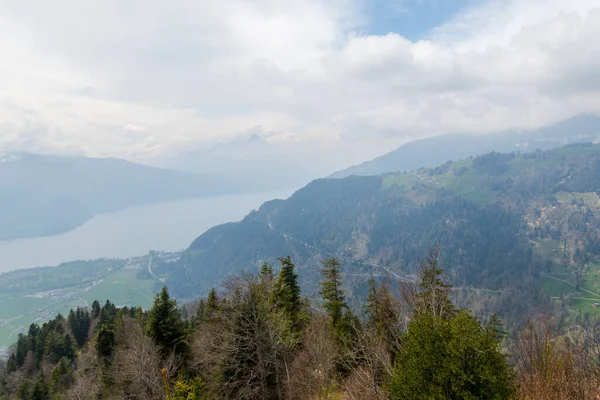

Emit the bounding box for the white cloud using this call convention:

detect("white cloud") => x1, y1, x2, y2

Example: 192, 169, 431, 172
0, 0, 599, 178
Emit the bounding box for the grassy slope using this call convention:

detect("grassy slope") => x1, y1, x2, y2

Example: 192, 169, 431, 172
383, 145, 600, 316
0, 260, 159, 348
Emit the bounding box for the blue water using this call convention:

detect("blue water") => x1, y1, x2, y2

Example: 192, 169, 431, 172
0, 190, 293, 272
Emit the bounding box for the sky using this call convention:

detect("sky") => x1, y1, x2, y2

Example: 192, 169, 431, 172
1, 0, 599, 181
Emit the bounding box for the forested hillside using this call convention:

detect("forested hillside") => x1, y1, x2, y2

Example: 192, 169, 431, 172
162, 143, 600, 323
2, 254, 598, 399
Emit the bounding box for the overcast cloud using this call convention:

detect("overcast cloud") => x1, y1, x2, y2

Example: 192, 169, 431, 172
0, 0, 599, 178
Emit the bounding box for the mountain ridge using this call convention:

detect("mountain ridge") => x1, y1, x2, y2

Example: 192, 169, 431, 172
0, 153, 247, 241
330, 113, 600, 178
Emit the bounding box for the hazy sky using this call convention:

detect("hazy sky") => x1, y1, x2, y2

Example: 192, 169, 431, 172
1, 0, 599, 177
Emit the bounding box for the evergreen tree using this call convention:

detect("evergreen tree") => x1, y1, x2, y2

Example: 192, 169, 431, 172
97, 301, 116, 331
30, 374, 49, 400
68, 308, 91, 347
96, 323, 116, 364
259, 261, 274, 283
91, 300, 101, 319
389, 252, 515, 399
319, 258, 347, 326
197, 288, 220, 323
219, 276, 297, 399
389, 311, 515, 399
28, 324, 40, 338
44, 332, 75, 364
16, 379, 31, 400
365, 279, 401, 358
195, 299, 206, 323
486, 313, 506, 342
49, 357, 73, 395
147, 286, 190, 359
415, 245, 456, 319
206, 287, 219, 313
274, 256, 303, 330
319, 258, 360, 341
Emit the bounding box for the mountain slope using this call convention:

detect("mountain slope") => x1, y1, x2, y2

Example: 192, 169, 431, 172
330, 113, 600, 178
164, 143, 600, 320
0, 153, 241, 240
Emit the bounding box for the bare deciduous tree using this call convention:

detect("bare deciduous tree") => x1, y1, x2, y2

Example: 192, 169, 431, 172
63, 347, 101, 400
344, 329, 391, 400
114, 320, 167, 400
513, 314, 600, 399
286, 316, 339, 400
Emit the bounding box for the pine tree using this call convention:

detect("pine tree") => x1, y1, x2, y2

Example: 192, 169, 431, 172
96, 323, 116, 364
91, 300, 101, 319
486, 313, 506, 342
30, 374, 49, 400
365, 279, 379, 323
147, 286, 190, 359
68, 308, 91, 347
219, 276, 297, 399
389, 250, 515, 399
319, 258, 347, 326
197, 288, 220, 323
365, 279, 401, 358
97, 300, 117, 330
389, 311, 515, 399
274, 256, 302, 330
195, 299, 206, 323
259, 261, 274, 283
49, 357, 73, 395
16, 379, 31, 400
415, 245, 456, 319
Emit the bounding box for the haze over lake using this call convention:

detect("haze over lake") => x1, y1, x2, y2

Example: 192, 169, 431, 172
0, 190, 293, 273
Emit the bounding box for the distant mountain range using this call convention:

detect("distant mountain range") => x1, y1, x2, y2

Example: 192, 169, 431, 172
330, 113, 600, 178
0, 153, 245, 240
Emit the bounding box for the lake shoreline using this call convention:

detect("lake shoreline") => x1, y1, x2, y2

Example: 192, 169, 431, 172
0, 189, 293, 273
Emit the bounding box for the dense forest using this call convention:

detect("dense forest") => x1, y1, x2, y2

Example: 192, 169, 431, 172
2, 250, 599, 399
160, 143, 600, 326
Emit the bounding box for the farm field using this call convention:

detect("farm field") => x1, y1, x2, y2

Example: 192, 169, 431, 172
0, 253, 178, 350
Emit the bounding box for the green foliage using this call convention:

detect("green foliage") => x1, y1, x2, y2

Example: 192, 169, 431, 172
91, 300, 101, 319
44, 332, 75, 364
389, 310, 515, 399
16, 379, 31, 400
217, 275, 299, 399
259, 261, 274, 282
319, 258, 361, 351
389, 255, 514, 399
68, 307, 91, 348
472, 151, 515, 175
274, 256, 303, 331
319, 258, 347, 327
1, 299, 143, 399
415, 246, 456, 319
196, 287, 220, 324
147, 286, 190, 359
95, 323, 116, 363
49, 357, 73, 395
30, 375, 49, 400
365, 279, 401, 358
97, 300, 118, 331
171, 374, 207, 400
